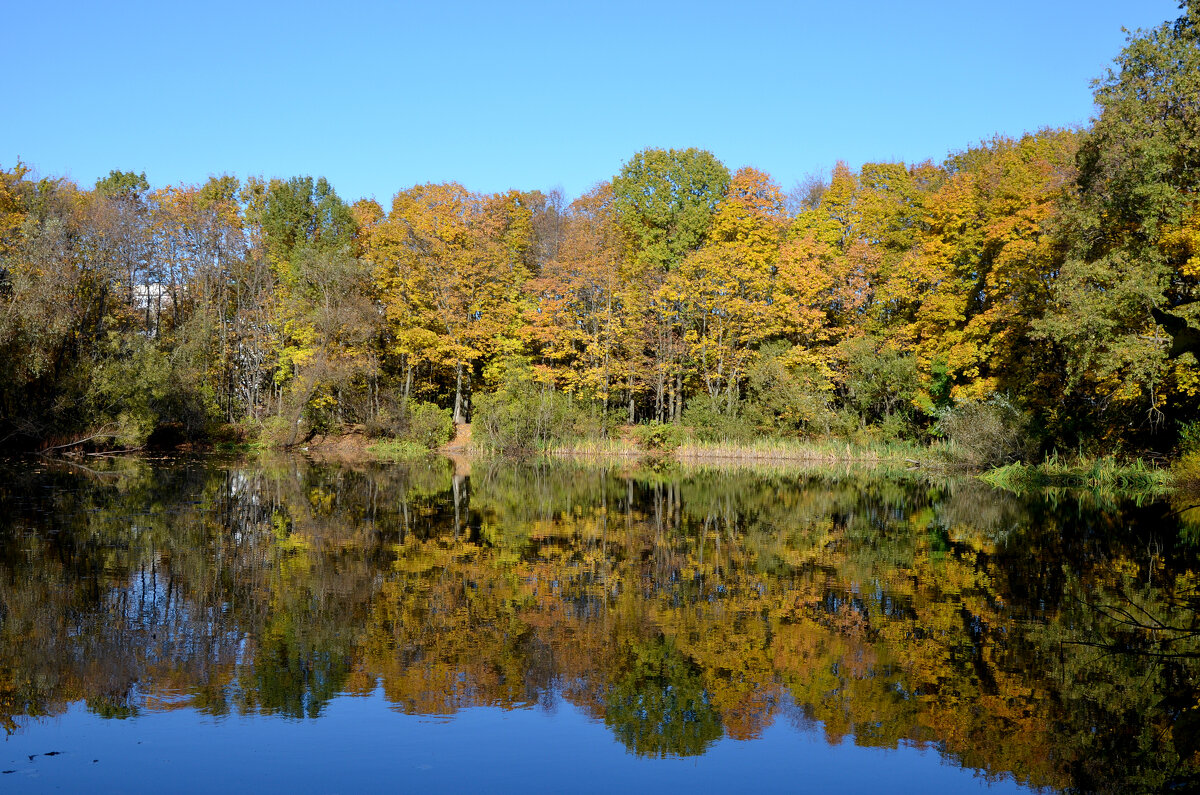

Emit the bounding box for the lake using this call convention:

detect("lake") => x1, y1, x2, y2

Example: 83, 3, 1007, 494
0, 455, 1197, 793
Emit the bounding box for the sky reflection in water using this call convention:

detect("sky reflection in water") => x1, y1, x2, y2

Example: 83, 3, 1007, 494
3, 692, 1028, 794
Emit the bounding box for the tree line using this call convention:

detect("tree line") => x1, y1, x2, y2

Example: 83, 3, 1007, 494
2, 3, 1198, 454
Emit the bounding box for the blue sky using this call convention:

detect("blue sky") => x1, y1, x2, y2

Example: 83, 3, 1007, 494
4, 0, 1182, 204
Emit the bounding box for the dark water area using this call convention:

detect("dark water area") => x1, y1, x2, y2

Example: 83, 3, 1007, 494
0, 455, 1198, 793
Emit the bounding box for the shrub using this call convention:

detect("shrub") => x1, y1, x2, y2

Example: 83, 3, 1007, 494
1178, 420, 1200, 456
680, 398, 757, 443
744, 341, 833, 435
631, 421, 686, 452
837, 336, 921, 436
876, 411, 913, 443
937, 394, 1034, 469
406, 401, 454, 449
366, 399, 453, 450
823, 408, 862, 440
86, 338, 172, 447
474, 382, 595, 453
257, 414, 295, 448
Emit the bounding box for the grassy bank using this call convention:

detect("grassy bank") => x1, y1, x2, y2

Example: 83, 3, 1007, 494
177, 415, 1186, 497
505, 433, 950, 469
30, 419, 1187, 499
367, 439, 435, 460
980, 456, 1174, 494
470, 427, 1186, 495
672, 437, 941, 465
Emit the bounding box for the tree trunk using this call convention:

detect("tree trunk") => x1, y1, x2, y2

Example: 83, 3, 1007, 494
674, 371, 683, 421
453, 361, 465, 424
655, 374, 664, 423
628, 376, 635, 424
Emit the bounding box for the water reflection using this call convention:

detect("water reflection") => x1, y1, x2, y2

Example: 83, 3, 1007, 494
0, 455, 1197, 792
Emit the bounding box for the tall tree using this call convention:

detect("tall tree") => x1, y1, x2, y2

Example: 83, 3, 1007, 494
611, 148, 731, 420
1038, 2, 1200, 443
612, 147, 731, 272
525, 182, 627, 408
371, 183, 531, 423
668, 167, 786, 412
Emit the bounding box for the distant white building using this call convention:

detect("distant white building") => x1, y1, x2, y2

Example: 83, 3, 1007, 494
132, 282, 174, 310
132, 283, 179, 336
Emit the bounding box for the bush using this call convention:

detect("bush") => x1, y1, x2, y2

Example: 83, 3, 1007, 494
631, 421, 686, 452
876, 411, 913, 443
744, 342, 833, 435
406, 401, 454, 449
366, 399, 453, 450
474, 381, 597, 454
256, 414, 292, 448
837, 336, 921, 436
1178, 420, 1200, 456
86, 338, 171, 447
937, 394, 1034, 469
680, 398, 757, 443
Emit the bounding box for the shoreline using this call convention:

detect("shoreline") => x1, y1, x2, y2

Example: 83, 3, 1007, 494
10, 426, 1184, 495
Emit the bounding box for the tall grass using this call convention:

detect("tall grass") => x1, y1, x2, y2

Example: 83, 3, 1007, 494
367, 439, 433, 460
672, 437, 939, 464
541, 434, 946, 467
545, 437, 642, 458
981, 454, 1173, 494
500, 432, 1182, 494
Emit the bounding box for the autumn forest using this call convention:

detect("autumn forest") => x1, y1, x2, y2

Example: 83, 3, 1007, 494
3, 5, 1200, 462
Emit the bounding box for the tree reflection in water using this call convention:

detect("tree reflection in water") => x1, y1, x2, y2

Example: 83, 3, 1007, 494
0, 455, 1197, 792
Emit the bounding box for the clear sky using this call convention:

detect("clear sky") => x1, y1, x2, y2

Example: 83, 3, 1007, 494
4, 0, 1183, 204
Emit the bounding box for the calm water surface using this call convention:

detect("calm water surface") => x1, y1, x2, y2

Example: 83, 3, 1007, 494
0, 455, 1198, 793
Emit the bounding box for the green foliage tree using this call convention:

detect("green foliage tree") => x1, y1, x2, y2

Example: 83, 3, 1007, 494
249, 175, 356, 266
1037, 2, 1200, 444
612, 147, 731, 272
837, 336, 921, 438
95, 169, 149, 200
